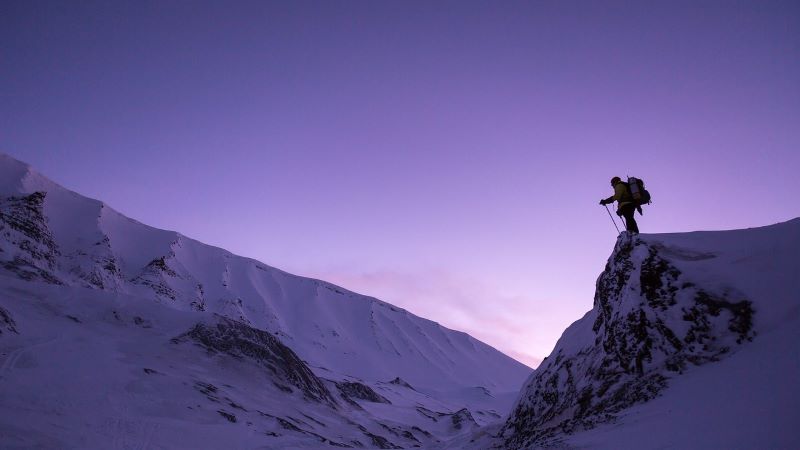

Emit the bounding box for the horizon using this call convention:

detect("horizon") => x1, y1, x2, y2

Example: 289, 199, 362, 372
2, 1, 799, 367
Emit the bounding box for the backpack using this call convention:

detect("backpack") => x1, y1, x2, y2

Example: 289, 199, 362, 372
627, 177, 651, 205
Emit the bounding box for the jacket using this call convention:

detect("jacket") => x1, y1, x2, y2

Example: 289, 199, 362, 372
604, 181, 633, 212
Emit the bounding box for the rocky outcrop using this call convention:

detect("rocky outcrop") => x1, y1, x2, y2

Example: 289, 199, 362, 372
63, 233, 124, 291
174, 315, 337, 407
0, 192, 62, 284
0, 306, 17, 335
131, 255, 181, 301
0, 192, 122, 290
501, 234, 755, 449
415, 406, 479, 432
450, 408, 479, 431
388, 377, 415, 390
335, 381, 392, 404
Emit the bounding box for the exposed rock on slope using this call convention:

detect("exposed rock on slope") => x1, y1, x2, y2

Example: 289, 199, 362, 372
0, 192, 62, 284
0, 306, 16, 334
335, 380, 392, 404
174, 315, 337, 406
501, 233, 755, 448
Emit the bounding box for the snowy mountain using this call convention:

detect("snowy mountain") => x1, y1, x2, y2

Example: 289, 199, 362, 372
485, 220, 800, 449
5, 152, 796, 449
0, 153, 531, 448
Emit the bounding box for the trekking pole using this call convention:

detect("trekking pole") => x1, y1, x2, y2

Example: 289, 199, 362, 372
603, 204, 621, 233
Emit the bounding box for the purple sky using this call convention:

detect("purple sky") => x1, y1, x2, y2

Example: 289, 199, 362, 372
2, 1, 799, 366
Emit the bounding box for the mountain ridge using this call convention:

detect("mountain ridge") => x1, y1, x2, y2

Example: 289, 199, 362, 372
0, 152, 529, 393
0, 152, 534, 448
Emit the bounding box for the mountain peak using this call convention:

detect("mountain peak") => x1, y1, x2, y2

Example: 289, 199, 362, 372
0, 153, 101, 200
0, 152, 35, 195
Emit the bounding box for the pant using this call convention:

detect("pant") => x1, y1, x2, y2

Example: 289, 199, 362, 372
619, 204, 639, 233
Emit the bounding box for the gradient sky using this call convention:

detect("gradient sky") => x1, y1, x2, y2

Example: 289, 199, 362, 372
2, 1, 799, 367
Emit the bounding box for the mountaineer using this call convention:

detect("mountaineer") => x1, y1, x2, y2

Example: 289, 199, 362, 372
599, 176, 646, 234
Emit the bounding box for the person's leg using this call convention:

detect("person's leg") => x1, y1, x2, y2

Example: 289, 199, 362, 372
623, 205, 639, 233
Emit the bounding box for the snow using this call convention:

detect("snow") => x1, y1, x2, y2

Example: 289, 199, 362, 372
0, 153, 531, 448
0, 153, 531, 394
567, 317, 800, 449
645, 219, 800, 332
0, 274, 521, 448
2, 151, 797, 448
499, 220, 800, 449
563, 220, 800, 449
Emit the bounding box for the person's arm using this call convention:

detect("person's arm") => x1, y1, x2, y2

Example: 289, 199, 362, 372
600, 184, 626, 205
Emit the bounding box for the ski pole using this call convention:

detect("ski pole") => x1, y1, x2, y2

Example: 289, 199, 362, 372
604, 204, 620, 233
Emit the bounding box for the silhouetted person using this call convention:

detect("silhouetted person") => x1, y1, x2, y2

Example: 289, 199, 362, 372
600, 176, 639, 233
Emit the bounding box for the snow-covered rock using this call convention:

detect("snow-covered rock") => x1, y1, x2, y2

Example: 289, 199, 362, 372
498, 220, 800, 449
174, 315, 338, 407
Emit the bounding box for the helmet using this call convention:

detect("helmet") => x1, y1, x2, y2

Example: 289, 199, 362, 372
610, 176, 621, 185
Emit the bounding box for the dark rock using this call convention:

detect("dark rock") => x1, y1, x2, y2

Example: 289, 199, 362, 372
132, 316, 152, 328
501, 235, 756, 449
0, 193, 64, 284
450, 408, 478, 430
336, 381, 392, 404
175, 315, 337, 407
194, 381, 220, 402
275, 417, 353, 447
362, 430, 402, 449
388, 377, 415, 390
301, 413, 326, 428
414, 406, 477, 431
227, 400, 247, 411
130, 255, 181, 301
217, 410, 237, 423
2, 257, 62, 285
415, 406, 441, 422
0, 306, 17, 334
411, 426, 434, 439
273, 381, 293, 393
379, 423, 420, 443
144, 256, 178, 277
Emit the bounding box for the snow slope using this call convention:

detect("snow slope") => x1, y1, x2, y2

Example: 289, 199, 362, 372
0, 153, 531, 448
0, 277, 469, 448
0, 153, 529, 392
495, 220, 800, 449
